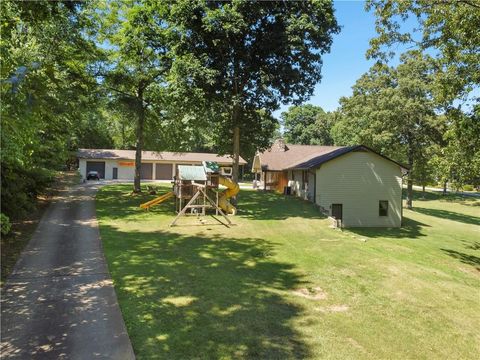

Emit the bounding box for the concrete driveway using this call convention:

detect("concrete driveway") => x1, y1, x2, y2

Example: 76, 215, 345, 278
1, 183, 135, 359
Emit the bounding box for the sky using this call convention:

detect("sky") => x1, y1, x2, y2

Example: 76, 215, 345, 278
273, 0, 479, 119
273, 0, 381, 119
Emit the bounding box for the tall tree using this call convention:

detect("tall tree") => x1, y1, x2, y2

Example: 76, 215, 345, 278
335, 51, 442, 208
367, 0, 480, 195
430, 107, 480, 192
95, 1, 171, 192
281, 104, 334, 145
1, 0, 99, 217
167, 0, 340, 182
366, 0, 480, 104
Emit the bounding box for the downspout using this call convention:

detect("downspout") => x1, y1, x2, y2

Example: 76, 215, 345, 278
401, 169, 408, 226
401, 175, 404, 226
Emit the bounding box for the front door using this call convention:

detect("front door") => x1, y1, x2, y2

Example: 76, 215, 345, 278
331, 204, 343, 221
112, 167, 118, 179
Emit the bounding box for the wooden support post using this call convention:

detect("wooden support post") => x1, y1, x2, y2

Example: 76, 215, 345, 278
203, 189, 206, 216
170, 189, 202, 226
170, 183, 232, 227
202, 188, 232, 226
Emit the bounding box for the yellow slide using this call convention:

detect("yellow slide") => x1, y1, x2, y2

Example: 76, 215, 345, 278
218, 176, 239, 215
140, 191, 174, 210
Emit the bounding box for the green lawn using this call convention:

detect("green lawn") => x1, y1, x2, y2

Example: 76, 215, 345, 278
96, 184, 480, 359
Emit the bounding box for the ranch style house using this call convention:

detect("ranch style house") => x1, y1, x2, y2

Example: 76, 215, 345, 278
252, 139, 408, 227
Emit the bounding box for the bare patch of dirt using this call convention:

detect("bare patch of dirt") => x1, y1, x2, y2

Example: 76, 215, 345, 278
388, 265, 402, 275
317, 304, 349, 313
338, 268, 356, 277
292, 286, 327, 300
347, 337, 366, 352
458, 266, 480, 276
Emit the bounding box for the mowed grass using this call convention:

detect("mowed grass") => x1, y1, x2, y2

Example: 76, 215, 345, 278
96, 184, 480, 359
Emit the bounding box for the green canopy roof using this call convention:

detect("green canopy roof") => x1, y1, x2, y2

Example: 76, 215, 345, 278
203, 161, 220, 173
177, 165, 207, 181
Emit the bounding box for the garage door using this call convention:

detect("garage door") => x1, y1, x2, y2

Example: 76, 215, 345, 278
155, 163, 173, 180
86, 161, 105, 179
141, 163, 153, 179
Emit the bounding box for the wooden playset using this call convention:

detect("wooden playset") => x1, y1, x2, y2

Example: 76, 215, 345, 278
140, 161, 239, 227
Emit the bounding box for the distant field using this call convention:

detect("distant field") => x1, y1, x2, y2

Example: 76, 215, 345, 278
97, 184, 480, 359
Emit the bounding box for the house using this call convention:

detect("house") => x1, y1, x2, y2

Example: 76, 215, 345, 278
77, 149, 247, 181
252, 139, 408, 227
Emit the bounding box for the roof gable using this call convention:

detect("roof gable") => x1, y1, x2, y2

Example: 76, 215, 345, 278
258, 144, 343, 171
291, 146, 357, 169
257, 141, 408, 172
290, 145, 409, 171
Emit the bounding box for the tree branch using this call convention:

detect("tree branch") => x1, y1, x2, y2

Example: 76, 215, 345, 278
429, 0, 480, 9
457, 0, 480, 9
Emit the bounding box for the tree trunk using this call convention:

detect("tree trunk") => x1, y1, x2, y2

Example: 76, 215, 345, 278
422, 184, 425, 199
232, 126, 240, 183
229, 99, 241, 207
406, 139, 414, 209
231, 58, 241, 186
133, 95, 145, 193
406, 178, 413, 209
443, 180, 447, 195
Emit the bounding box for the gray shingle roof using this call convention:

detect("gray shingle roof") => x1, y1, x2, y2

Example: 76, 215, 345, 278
258, 144, 344, 171
77, 149, 247, 165
289, 146, 358, 169
258, 143, 408, 171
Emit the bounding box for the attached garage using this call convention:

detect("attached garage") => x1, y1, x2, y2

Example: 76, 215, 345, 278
86, 161, 105, 179
141, 163, 153, 179
155, 163, 173, 180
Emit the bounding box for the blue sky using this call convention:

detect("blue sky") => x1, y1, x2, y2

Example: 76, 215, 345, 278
274, 1, 380, 118
273, 0, 479, 119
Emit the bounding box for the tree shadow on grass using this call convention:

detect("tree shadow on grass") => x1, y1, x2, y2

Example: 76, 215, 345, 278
412, 207, 480, 226
346, 217, 428, 240
441, 249, 480, 271
463, 241, 480, 251
100, 225, 310, 359
407, 189, 480, 205
97, 185, 325, 222
96, 184, 175, 221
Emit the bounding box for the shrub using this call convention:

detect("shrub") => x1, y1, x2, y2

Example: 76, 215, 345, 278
241, 172, 255, 181
1, 162, 55, 219
462, 185, 474, 191
1, 213, 12, 236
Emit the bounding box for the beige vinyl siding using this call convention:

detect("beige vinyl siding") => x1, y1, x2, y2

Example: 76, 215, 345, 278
315, 150, 402, 227
79, 159, 236, 181
117, 162, 135, 179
